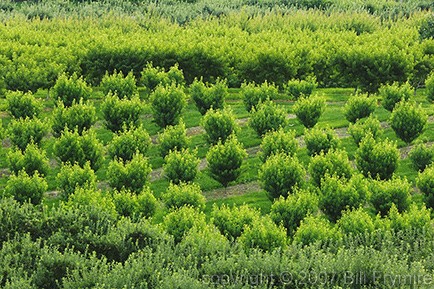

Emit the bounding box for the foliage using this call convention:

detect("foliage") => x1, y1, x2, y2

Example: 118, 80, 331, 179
4, 170, 47, 205
416, 165, 434, 208
293, 94, 326, 128
425, 71, 434, 102
163, 148, 199, 184
308, 149, 353, 187
190, 78, 227, 115
259, 153, 305, 199
51, 99, 96, 137
390, 101, 427, 143
206, 136, 247, 187
201, 108, 237, 145
7, 143, 49, 177
163, 206, 206, 244
150, 84, 186, 128
293, 215, 341, 246
370, 177, 411, 216
141, 62, 184, 92
54, 128, 104, 171
259, 128, 298, 162
56, 162, 97, 200
249, 99, 288, 136
162, 182, 205, 211
101, 93, 143, 132
419, 13, 434, 40
337, 207, 374, 236
284, 78, 317, 100
6, 90, 41, 119
348, 115, 383, 146
108, 125, 151, 162
157, 120, 189, 158
112, 188, 157, 219
8, 117, 48, 151
409, 143, 434, 172
241, 81, 279, 112
355, 133, 399, 180
107, 153, 152, 194
379, 82, 412, 111
343, 93, 376, 123
100, 70, 137, 99
52, 73, 91, 107
304, 126, 340, 156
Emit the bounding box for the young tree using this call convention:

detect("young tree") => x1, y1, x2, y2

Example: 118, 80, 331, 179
56, 162, 97, 200
379, 82, 412, 111
7, 143, 49, 177
337, 208, 375, 236
51, 99, 96, 137
304, 126, 340, 156
370, 177, 411, 216
190, 78, 227, 115
164, 148, 200, 184
259, 128, 298, 162
162, 182, 205, 211
6, 90, 41, 119
284, 78, 317, 100
163, 206, 207, 244
52, 72, 91, 107
8, 117, 48, 151
201, 108, 238, 145
343, 93, 376, 123
348, 115, 383, 146
416, 165, 434, 209
101, 93, 143, 132
157, 120, 189, 158
390, 101, 427, 144
100, 70, 137, 99
4, 170, 47, 205
308, 149, 353, 187
425, 72, 434, 102
293, 94, 326, 128
108, 125, 151, 162
241, 81, 279, 112
249, 99, 288, 137
409, 143, 434, 172
151, 84, 186, 128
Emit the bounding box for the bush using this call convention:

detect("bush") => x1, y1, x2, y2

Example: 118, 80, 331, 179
259, 128, 298, 162
52, 73, 91, 107
108, 125, 151, 162
53, 128, 104, 171
151, 84, 186, 128
284, 78, 317, 100
387, 203, 433, 234
304, 126, 340, 156
206, 136, 247, 187
270, 189, 319, 236
101, 93, 143, 132
293, 215, 340, 246
370, 177, 411, 216
425, 72, 434, 102
157, 120, 189, 158
163, 206, 206, 243
8, 117, 48, 151
379, 82, 412, 111
308, 149, 353, 187
6, 90, 41, 119
419, 14, 434, 40
141, 62, 184, 92
100, 70, 137, 99
355, 134, 399, 180
201, 108, 238, 145
162, 182, 205, 211
293, 94, 326, 128
4, 170, 47, 205
7, 143, 49, 177
337, 207, 375, 236
241, 81, 279, 112
238, 216, 287, 252
409, 143, 434, 172
56, 162, 97, 200
211, 204, 260, 240
163, 148, 199, 184
390, 101, 427, 143
249, 100, 288, 137
113, 188, 157, 219
343, 93, 376, 123
319, 175, 368, 222
259, 153, 305, 199
107, 153, 151, 194
416, 165, 434, 208
51, 99, 96, 137
348, 115, 383, 146
190, 78, 227, 115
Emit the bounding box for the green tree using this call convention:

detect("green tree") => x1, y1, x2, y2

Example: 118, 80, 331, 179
249, 99, 288, 136
201, 108, 238, 145
390, 101, 427, 144
151, 84, 186, 128
293, 94, 326, 128
190, 78, 227, 115
164, 148, 199, 184
259, 128, 298, 162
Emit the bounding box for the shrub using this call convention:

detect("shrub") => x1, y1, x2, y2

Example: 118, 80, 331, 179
241, 81, 279, 112
259, 128, 298, 162
284, 78, 317, 100
163, 148, 199, 184
343, 93, 376, 123
51, 99, 96, 137
8, 117, 48, 151
4, 170, 47, 205
379, 82, 412, 111
370, 177, 411, 216
162, 182, 205, 211
416, 165, 434, 208
259, 153, 305, 199
319, 175, 368, 222
293, 215, 340, 246
387, 203, 433, 234
101, 93, 143, 132
7, 143, 49, 177
53, 128, 104, 171
249, 99, 288, 136
108, 125, 151, 162
201, 108, 238, 145
52, 73, 91, 107
390, 101, 427, 143
348, 115, 383, 146
113, 188, 157, 219
6, 90, 41, 119
308, 149, 353, 187
409, 143, 434, 171
270, 189, 319, 236
419, 14, 434, 40
293, 94, 326, 128
211, 204, 260, 240
100, 70, 137, 99
337, 207, 375, 236
141, 62, 184, 92
238, 216, 287, 252
206, 136, 247, 187
355, 134, 399, 180
56, 162, 97, 200
304, 126, 340, 156
163, 206, 206, 243
150, 84, 186, 128
157, 120, 189, 158
190, 78, 227, 115
107, 153, 151, 194
425, 72, 434, 102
